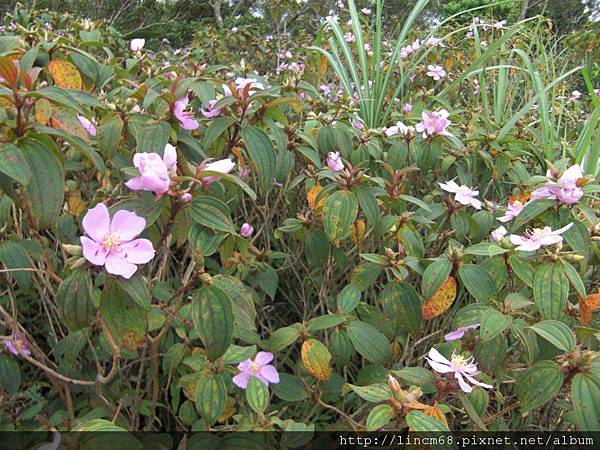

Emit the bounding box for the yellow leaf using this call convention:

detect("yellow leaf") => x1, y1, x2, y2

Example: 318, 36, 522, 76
422, 276, 457, 320
307, 184, 326, 211
68, 189, 87, 216
350, 219, 366, 244
48, 60, 82, 89
301, 338, 331, 381
35, 98, 53, 125
424, 404, 448, 428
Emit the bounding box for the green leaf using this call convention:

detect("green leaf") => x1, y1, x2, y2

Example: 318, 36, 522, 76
365, 404, 394, 431
337, 285, 361, 314
114, 274, 150, 310
211, 275, 257, 337
345, 383, 391, 402
109, 198, 163, 228
508, 255, 535, 287
307, 314, 346, 332
317, 125, 335, 154
56, 270, 96, 330
479, 308, 511, 342
406, 411, 449, 431
305, 228, 330, 267
192, 285, 234, 361
528, 320, 575, 352
0, 356, 21, 395
0, 240, 32, 289
380, 281, 422, 335
393, 367, 435, 386
269, 326, 300, 352
560, 260, 586, 299
355, 184, 380, 226
27, 87, 84, 115
0, 143, 31, 185
458, 264, 496, 303
196, 374, 226, 426
517, 361, 564, 411
323, 190, 358, 244
221, 344, 257, 365
100, 278, 148, 351
246, 376, 269, 414
240, 126, 276, 194
136, 121, 170, 155
271, 374, 307, 402
421, 259, 452, 300
464, 243, 509, 257
572, 373, 600, 431
190, 195, 235, 233
511, 199, 555, 230
20, 138, 65, 230
346, 320, 391, 364
204, 116, 236, 148
533, 263, 569, 320
97, 113, 124, 156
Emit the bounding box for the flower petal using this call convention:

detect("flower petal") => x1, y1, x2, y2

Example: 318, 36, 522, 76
119, 239, 155, 264
162, 143, 177, 171
428, 347, 452, 365
82, 203, 110, 242
81, 236, 107, 266
426, 358, 454, 373
110, 210, 146, 241
105, 255, 138, 279
455, 372, 473, 393
254, 351, 274, 366
232, 371, 250, 389
464, 373, 493, 389
259, 365, 280, 384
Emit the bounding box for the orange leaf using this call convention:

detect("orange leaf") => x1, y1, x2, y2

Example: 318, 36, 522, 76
424, 404, 448, 428
586, 292, 600, 311
422, 276, 457, 320
307, 184, 326, 211
35, 98, 53, 125
50, 108, 89, 141
579, 296, 591, 326
350, 219, 365, 245
406, 401, 429, 410
48, 60, 82, 89
301, 339, 331, 381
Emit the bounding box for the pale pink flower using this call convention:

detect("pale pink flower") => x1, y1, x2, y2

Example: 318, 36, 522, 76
200, 158, 236, 186
570, 90, 582, 101
351, 119, 364, 130
201, 99, 223, 118
77, 115, 96, 136
361, 7, 372, 14
445, 323, 480, 342
234, 77, 264, 95
125, 144, 177, 195
490, 226, 507, 242
130, 38, 145, 53
344, 32, 356, 43
402, 103, 413, 115
232, 351, 279, 389
426, 64, 446, 81
439, 180, 481, 209
497, 200, 525, 223
326, 151, 344, 172
173, 96, 199, 130
3, 332, 31, 357
509, 223, 573, 252
426, 347, 493, 393
80, 204, 155, 279
240, 223, 254, 237
425, 36, 443, 47
385, 121, 415, 140
531, 164, 584, 205
415, 110, 452, 138
594, 88, 600, 97
180, 193, 192, 203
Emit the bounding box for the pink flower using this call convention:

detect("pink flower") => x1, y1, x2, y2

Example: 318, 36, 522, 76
439, 180, 481, 209
426, 347, 493, 393
344, 32, 356, 43
498, 200, 525, 223
509, 223, 573, 252
531, 164, 584, 205
426, 64, 446, 81
594, 88, 600, 97
415, 110, 452, 138
77, 115, 96, 136
200, 158, 236, 186
162, 61, 176, 79
445, 323, 480, 341
180, 193, 192, 203
351, 119, 364, 130
240, 223, 254, 237
232, 351, 280, 389
385, 121, 415, 139
234, 77, 264, 95
125, 144, 177, 195
173, 96, 199, 130
326, 151, 344, 172
490, 226, 507, 242
80, 204, 155, 279
130, 38, 145, 52
3, 332, 31, 357
402, 103, 413, 115
201, 99, 223, 118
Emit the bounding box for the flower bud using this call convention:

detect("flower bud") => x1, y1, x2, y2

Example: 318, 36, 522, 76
180, 193, 192, 203
388, 374, 401, 393
62, 244, 82, 256
240, 223, 254, 238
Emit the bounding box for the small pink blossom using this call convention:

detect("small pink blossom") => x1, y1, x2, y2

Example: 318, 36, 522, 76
531, 164, 584, 205
351, 119, 364, 130
77, 115, 96, 136
497, 200, 525, 223
125, 144, 177, 196
426, 347, 493, 393
344, 32, 356, 43
385, 121, 415, 140
3, 332, 31, 357
130, 38, 145, 53
180, 193, 192, 203
201, 99, 223, 118
439, 180, 481, 209
509, 223, 573, 252
445, 323, 480, 341
173, 96, 199, 130
326, 151, 344, 172
232, 351, 280, 389
402, 103, 413, 115
415, 110, 452, 138
80, 204, 155, 279
426, 64, 446, 81
240, 223, 254, 237
491, 226, 507, 242
200, 158, 236, 186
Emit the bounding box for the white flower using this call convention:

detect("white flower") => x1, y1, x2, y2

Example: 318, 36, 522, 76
509, 223, 573, 252
439, 180, 481, 209
426, 347, 493, 393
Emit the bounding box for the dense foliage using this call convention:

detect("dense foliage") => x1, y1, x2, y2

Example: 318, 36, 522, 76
1, 0, 600, 443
